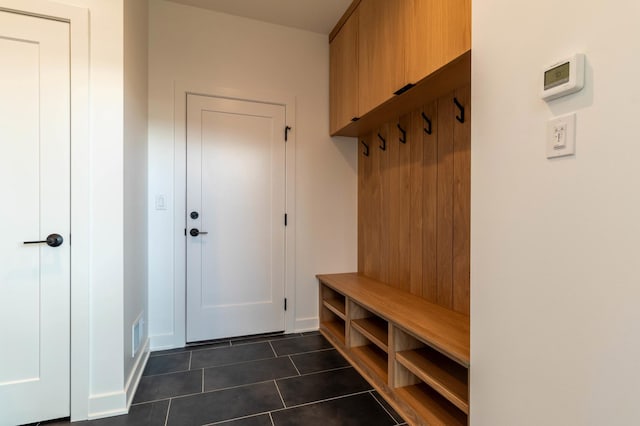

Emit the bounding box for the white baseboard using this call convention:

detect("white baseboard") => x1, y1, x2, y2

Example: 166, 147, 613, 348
125, 337, 150, 408
150, 332, 184, 351
87, 338, 150, 420
295, 317, 319, 333
87, 390, 127, 420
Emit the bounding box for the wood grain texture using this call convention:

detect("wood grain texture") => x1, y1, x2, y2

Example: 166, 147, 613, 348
330, 7, 359, 134
422, 101, 438, 303
405, 0, 471, 85
318, 273, 469, 366
378, 123, 391, 283
358, 0, 406, 116
329, 0, 362, 42
387, 119, 401, 287
409, 109, 424, 296
436, 93, 455, 309
452, 85, 470, 315
358, 136, 366, 273
397, 114, 412, 292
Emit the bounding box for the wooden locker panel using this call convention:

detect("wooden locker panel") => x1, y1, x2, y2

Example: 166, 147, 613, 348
397, 113, 412, 292
378, 123, 391, 284
436, 93, 455, 309
422, 102, 438, 303
358, 135, 366, 273
362, 131, 378, 279
409, 108, 424, 296
452, 85, 470, 315
330, 8, 359, 134
387, 119, 401, 286
358, 0, 405, 116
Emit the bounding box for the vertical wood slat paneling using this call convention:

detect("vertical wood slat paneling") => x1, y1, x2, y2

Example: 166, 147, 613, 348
357, 84, 470, 314
452, 85, 471, 314
436, 92, 455, 309
422, 101, 438, 303
378, 123, 390, 284
409, 109, 424, 296
397, 113, 412, 292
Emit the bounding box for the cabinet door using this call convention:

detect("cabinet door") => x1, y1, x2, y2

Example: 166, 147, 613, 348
330, 8, 359, 135
405, 0, 471, 84
358, 0, 406, 116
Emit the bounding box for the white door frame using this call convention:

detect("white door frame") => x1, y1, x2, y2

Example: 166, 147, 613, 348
0, 0, 90, 421
171, 83, 296, 348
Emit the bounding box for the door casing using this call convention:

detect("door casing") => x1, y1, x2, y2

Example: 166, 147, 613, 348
163, 84, 296, 350
0, 0, 90, 421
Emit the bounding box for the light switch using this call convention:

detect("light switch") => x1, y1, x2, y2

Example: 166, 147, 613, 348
155, 194, 167, 210
547, 113, 576, 158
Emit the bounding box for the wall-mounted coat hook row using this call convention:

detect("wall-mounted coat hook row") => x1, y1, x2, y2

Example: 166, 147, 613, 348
378, 133, 386, 151
397, 124, 407, 143
421, 112, 432, 135
361, 141, 369, 157
453, 98, 465, 123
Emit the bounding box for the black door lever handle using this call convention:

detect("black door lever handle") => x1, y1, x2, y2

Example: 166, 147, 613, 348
189, 228, 208, 237
24, 233, 64, 247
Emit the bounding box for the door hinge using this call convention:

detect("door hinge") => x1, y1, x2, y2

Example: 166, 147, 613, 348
284, 213, 288, 226
184, 228, 186, 236
284, 298, 287, 311
285, 126, 292, 142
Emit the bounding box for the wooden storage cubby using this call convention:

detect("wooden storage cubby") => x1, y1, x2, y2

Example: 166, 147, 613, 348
318, 273, 470, 426
319, 284, 346, 345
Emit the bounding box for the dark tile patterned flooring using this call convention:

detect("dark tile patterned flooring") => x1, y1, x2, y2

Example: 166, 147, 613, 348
37, 332, 407, 426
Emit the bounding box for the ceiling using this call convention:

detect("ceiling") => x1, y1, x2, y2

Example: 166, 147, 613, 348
165, 0, 353, 35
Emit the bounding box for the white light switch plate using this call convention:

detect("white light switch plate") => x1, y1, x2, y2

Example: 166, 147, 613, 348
547, 113, 576, 158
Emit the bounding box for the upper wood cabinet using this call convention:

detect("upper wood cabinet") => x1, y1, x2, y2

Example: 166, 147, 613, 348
405, 0, 471, 84
330, 8, 359, 134
357, 0, 406, 117
329, 0, 471, 136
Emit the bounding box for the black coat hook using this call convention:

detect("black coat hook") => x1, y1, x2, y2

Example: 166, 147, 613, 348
378, 133, 386, 151
453, 98, 465, 123
361, 141, 369, 157
421, 112, 432, 135
397, 124, 406, 144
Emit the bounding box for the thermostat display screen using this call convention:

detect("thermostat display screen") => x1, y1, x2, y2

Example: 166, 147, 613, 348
544, 62, 570, 89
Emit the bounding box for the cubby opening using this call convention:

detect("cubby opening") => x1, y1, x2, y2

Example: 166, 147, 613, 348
319, 284, 346, 345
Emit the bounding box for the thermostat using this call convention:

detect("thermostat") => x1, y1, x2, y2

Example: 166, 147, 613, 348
541, 54, 585, 101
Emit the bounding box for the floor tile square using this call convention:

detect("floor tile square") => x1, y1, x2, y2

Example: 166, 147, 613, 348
276, 367, 371, 407
270, 392, 396, 426
204, 356, 298, 391
270, 335, 332, 356
84, 400, 170, 425
190, 342, 275, 369
230, 332, 293, 346
166, 381, 283, 426
290, 349, 349, 374
143, 352, 190, 376
133, 369, 202, 403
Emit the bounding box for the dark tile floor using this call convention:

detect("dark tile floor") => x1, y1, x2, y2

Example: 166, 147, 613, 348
37, 332, 407, 426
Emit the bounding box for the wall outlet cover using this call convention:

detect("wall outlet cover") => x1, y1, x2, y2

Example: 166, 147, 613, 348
547, 113, 576, 158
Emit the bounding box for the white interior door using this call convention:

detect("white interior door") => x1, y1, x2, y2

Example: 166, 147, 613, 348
0, 10, 71, 426
186, 94, 287, 342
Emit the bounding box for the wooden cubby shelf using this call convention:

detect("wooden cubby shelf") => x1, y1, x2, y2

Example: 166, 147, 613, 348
351, 316, 388, 352
396, 347, 468, 413
318, 273, 470, 426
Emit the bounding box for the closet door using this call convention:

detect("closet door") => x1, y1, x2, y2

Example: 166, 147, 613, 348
405, 0, 471, 84
330, 8, 359, 134
358, 0, 406, 116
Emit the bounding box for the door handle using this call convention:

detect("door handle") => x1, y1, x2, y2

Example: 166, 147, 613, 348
24, 233, 64, 247
189, 228, 208, 237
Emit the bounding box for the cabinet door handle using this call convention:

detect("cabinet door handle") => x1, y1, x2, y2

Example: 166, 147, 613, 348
393, 83, 415, 96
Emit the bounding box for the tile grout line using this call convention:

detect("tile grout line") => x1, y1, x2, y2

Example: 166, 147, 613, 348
164, 398, 172, 426
269, 389, 373, 414
188, 350, 192, 370
288, 355, 301, 376
202, 368, 204, 393
268, 341, 278, 357
273, 379, 287, 409
268, 411, 275, 426
369, 390, 401, 425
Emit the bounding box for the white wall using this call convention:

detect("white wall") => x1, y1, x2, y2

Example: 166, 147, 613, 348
471, 1, 640, 424
123, 0, 149, 400
148, 0, 357, 348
